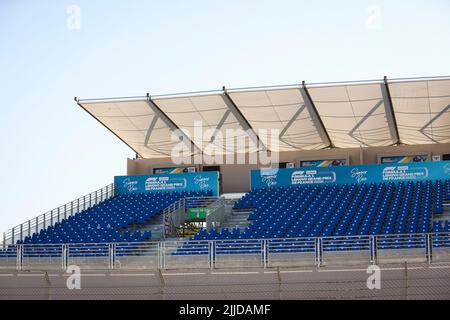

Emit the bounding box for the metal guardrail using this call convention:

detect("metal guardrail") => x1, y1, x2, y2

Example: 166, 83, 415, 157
1, 184, 115, 248
163, 196, 219, 237
1, 232, 449, 271
206, 198, 236, 231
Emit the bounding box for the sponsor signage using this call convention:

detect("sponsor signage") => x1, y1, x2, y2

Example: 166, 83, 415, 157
300, 159, 347, 167
153, 166, 197, 174
115, 171, 219, 196
380, 155, 428, 164
251, 161, 450, 189
187, 208, 209, 220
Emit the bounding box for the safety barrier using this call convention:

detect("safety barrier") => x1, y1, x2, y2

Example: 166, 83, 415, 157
1, 232, 449, 271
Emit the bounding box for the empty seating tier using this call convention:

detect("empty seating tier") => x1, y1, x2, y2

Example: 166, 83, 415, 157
16, 190, 212, 245
191, 180, 448, 241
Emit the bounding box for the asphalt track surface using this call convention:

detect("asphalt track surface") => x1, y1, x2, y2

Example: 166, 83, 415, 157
1, 263, 450, 300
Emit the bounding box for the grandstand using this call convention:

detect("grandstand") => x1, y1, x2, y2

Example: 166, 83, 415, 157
1, 76, 450, 271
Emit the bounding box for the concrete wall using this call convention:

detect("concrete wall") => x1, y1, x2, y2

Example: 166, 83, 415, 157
126, 143, 450, 194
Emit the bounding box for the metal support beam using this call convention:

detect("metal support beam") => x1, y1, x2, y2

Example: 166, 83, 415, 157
209, 109, 232, 144
222, 87, 269, 151
146, 95, 203, 156
300, 82, 334, 148
381, 76, 401, 145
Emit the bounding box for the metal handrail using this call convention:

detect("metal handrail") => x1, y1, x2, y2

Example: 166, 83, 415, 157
1, 232, 449, 271
163, 196, 219, 237
1, 183, 115, 248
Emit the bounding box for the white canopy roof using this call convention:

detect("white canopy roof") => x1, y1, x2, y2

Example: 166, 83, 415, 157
77, 76, 450, 159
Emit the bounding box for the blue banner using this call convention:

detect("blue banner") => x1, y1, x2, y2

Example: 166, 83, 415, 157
251, 161, 450, 189
115, 171, 219, 196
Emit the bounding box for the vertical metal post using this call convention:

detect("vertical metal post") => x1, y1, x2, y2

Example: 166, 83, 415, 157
50, 210, 53, 227
262, 240, 268, 269
316, 238, 322, 267
20, 225, 23, 242
83, 196, 86, 211
28, 220, 31, 238
11, 228, 14, 246
162, 241, 166, 270
95, 191, 98, 205
370, 236, 377, 265
157, 242, 161, 269
16, 245, 23, 271
62, 244, 67, 270
426, 234, 432, 265
108, 244, 113, 269
35, 217, 38, 235
64, 204, 67, 220
209, 241, 215, 269
2, 233, 6, 250
112, 243, 116, 269
43, 213, 46, 230
57, 207, 60, 223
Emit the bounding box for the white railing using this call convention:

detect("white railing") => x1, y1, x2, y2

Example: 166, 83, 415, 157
206, 198, 235, 231
163, 196, 219, 237
1, 232, 449, 271
1, 184, 115, 248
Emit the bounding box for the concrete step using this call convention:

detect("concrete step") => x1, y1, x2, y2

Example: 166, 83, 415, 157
217, 209, 253, 231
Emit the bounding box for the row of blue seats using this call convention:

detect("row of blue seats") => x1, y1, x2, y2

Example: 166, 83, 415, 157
192, 181, 437, 242
17, 190, 211, 245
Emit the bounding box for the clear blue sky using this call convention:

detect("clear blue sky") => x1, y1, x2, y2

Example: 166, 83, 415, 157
1, 0, 450, 233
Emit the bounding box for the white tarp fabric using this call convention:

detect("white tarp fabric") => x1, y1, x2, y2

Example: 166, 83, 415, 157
153, 94, 259, 155
78, 78, 450, 159
307, 83, 393, 148
228, 89, 327, 151
80, 99, 182, 158
389, 79, 450, 145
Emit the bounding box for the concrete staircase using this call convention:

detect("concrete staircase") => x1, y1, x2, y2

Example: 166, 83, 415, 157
126, 214, 165, 240
434, 201, 450, 222
218, 209, 253, 231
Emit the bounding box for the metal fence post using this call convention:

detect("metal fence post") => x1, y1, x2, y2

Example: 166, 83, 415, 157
2, 233, 6, 250
11, 228, 15, 246
209, 241, 215, 269
262, 240, 268, 269
162, 241, 166, 270
28, 220, 31, 238
16, 245, 23, 271
157, 242, 161, 269
426, 234, 432, 265
35, 217, 38, 235
370, 235, 377, 265
62, 244, 67, 270
316, 237, 323, 267
109, 243, 116, 270
20, 225, 23, 242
